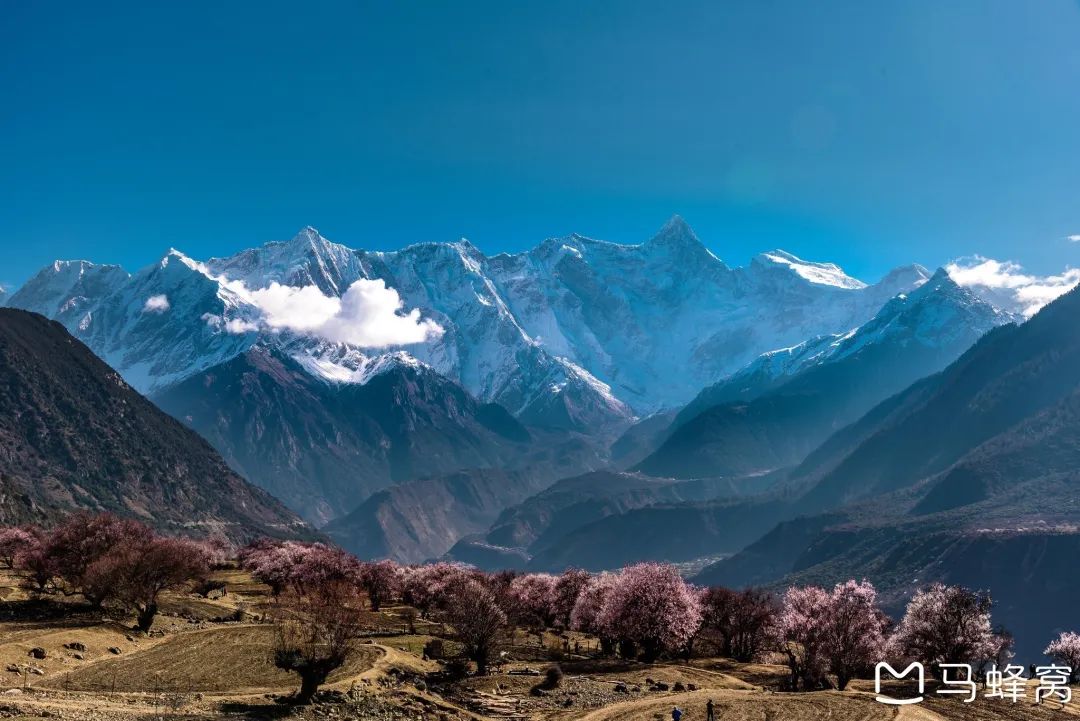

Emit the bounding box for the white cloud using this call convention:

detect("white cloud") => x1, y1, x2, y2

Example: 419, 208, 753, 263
222, 278, 443, 347
1067, 234, 1080, 242
142, 294, 171, 313
945, 256, 1080, 318
224, 318, 259, 334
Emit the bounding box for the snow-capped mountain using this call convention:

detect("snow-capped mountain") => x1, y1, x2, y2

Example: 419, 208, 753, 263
481, 217, 929, 414
6, 217, 932, 432
676, 266, 1010, 418
9, 254, 257, 392
638, 269, 1014, 479
5, 218, 1021, 531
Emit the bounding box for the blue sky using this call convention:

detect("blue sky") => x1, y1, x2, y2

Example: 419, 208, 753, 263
3, 0, 1080, 289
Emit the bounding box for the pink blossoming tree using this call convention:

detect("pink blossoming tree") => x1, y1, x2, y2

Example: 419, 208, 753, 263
506, 573, 558, 630
823, 580, 890, 690
1045, 631, 1080, 682
596, 563, 702, 661
441, 577, 507, 675
359, 559, 402, 611
891, 583, 1000, 677
551, 568, 591, 629
0, 527, 40, 569
776, 585, 832, 690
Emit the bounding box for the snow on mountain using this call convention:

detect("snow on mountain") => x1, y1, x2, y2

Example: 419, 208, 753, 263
8, 218, 941, 430
641, 268, 1014, 480
8, 260, 130, 327
484, 217, 931, 413
751, 268, 1009, 381
12, 251, 258, 392
752, 250, 867, 289
675, 266, 1013, 426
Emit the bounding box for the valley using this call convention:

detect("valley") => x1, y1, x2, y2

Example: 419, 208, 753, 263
5, 219, 1080, 708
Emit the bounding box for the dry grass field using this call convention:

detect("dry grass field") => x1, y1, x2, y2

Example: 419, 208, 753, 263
40, 626, 383, 693
0, 567, 1074, 721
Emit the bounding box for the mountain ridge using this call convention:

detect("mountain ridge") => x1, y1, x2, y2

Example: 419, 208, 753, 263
0, 308, 308, 539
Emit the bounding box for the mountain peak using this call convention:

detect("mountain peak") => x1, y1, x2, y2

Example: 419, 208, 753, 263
924, 266, 958, 287
160, 248, 208, 275
752, 250, 866, 290
647, 214, 701, 247
880, 263, 931, 285
289, 226, 325, 248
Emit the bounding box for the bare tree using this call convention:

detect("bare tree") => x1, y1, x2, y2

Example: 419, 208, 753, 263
273, 579, 365, 703
441, 577, 506, 675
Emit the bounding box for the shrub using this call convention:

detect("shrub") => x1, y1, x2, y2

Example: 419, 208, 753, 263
541, 664, 564, 689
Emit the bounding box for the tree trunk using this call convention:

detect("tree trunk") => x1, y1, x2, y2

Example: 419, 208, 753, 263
136, 603, 158, 634
785, 650, 800, 691
296, 674, 322, 704
474, 656, 488, 676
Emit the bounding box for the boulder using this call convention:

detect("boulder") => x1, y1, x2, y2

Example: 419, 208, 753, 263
28, 648, 46, 660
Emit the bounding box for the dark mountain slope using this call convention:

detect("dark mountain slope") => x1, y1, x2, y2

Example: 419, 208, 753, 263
638, 272, 1004, 479
0, 309, 306, 539
525, 496, 791, 572
152, 346, 545, 526
798, 283, 1080, 512
322, 468, 549, 564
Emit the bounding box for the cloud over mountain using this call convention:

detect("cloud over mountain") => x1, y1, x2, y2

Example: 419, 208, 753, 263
946, 255, 1080, 317
142, 294, 170, 313
242, 278, 444, 347
213, 277, 444, 347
